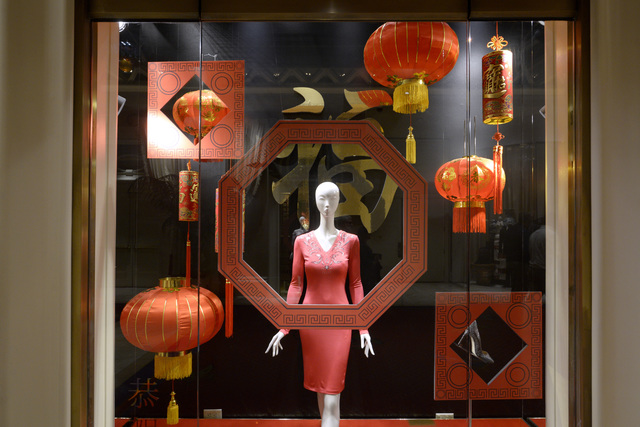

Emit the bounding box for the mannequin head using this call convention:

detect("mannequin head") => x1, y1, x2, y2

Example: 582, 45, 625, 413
315, 182, 340, 219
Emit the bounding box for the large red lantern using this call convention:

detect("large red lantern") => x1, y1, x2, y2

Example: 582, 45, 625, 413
120, 277, 224, 380
363, 22, 459, 115
172, 89, 229, 145
364, 22, 459, 163
434, 156, 505, 233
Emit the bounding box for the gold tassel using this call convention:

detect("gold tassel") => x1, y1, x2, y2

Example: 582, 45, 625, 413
393, 78, 429, 114
167, 391, 179, 425
405, 126, 416, 164
154, 352, 192, 380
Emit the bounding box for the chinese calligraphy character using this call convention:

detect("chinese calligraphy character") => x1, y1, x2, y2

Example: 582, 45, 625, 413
272, 143, 398, 233
483, 63, 507, 99
128, 378, 159, 408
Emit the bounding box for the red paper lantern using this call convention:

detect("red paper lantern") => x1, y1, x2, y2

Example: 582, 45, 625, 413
357, 89, 393, 108
120, 277, 224, 380
363, 21, 460, 115
172, 89, 229, 145
434, 156, 505, 233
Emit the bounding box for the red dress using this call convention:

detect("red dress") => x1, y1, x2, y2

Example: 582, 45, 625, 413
281, 230, 367, 394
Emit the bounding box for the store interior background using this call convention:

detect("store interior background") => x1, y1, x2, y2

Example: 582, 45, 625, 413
1, 0, 639, 426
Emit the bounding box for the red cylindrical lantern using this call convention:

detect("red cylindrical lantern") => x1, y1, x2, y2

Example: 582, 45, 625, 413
120, 277, 224, 380
179, 170, 199, 222
172, 89, 229, 145
363, 21, 460, 114
482, 49, 513, 125
434, 156, 506, 233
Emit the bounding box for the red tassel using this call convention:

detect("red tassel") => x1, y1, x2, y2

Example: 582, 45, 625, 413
453, 202, 487, 233
493, 144, 503, 214
492, 129, 505, 215
185, 225, 191, 287
225, 278, 233, 337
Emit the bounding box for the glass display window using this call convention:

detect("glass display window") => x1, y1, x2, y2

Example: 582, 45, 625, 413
90, 17, 575, 425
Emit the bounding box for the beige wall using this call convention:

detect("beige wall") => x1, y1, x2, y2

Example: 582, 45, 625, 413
591, 0, 640, 425
0, 0, 74, 426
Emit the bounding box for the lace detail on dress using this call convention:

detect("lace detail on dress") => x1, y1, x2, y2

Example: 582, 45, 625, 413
303, 230, 349, 270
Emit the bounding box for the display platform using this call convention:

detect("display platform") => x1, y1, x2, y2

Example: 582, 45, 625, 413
115, 418, 545, 426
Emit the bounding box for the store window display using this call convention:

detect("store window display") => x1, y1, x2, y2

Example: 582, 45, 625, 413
112, 19, 559, 423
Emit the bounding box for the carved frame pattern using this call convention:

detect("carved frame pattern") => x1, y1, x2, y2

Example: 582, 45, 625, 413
218, 120, 427, 329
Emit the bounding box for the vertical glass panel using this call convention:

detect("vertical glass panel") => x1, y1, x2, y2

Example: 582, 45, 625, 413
465, 21, 546, 422
112, 19, 566, 424
115, 22, 205, 422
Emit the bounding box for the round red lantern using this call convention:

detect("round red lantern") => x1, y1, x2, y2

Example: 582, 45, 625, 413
434, 156, 506, 233
357, 89, 393, 108
363, 21, 460, 114
120, 277, 224, 380
172, 89, 229, 145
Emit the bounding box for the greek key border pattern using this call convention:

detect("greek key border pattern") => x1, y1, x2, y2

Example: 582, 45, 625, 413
434, 292, 543, 400
219, 120, 427, 329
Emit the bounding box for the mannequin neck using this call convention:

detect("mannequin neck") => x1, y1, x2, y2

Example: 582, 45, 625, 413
315, 216, 339, 250
316, 215, 337, 235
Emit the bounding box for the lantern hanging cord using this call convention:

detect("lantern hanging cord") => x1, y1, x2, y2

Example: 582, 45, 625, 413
473, 117, 477, 156
493, 124, 505, 145
487, 23, 508, 51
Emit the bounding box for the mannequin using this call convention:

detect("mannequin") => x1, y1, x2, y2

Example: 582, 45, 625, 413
266, 181, 374, 427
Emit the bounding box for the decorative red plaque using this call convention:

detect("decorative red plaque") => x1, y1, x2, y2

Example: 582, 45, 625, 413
218, 120, 428, 329
147, 61, 244, 160
435, 292, 543, 400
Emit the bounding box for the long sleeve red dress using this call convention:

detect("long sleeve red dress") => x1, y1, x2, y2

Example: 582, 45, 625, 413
280, 229, 367, 394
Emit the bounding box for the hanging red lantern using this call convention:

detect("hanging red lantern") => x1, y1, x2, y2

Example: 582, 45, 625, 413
120, 277, 223, 424
482, 42, 513, 125
434, 156, 505, 233
356, 89, 393, 108
363, 21, 460, 163
483, 32, 513, 215
120, 277, 224, 379
172, 89, 229, 145
363, 21, 459, 114
179, 162, 199, 286
178, 168, 199, 222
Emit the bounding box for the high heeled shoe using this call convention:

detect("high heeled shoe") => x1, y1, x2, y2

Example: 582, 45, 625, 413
455, 320, 494, 364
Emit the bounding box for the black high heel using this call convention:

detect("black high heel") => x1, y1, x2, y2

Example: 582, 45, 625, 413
455, 320, 494, 364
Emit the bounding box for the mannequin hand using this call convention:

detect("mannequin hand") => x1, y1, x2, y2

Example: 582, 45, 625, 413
266, 331, 285, 357
360, 333, 375, 358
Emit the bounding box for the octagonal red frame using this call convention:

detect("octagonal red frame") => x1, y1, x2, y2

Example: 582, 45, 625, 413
218, 120, 427, 329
